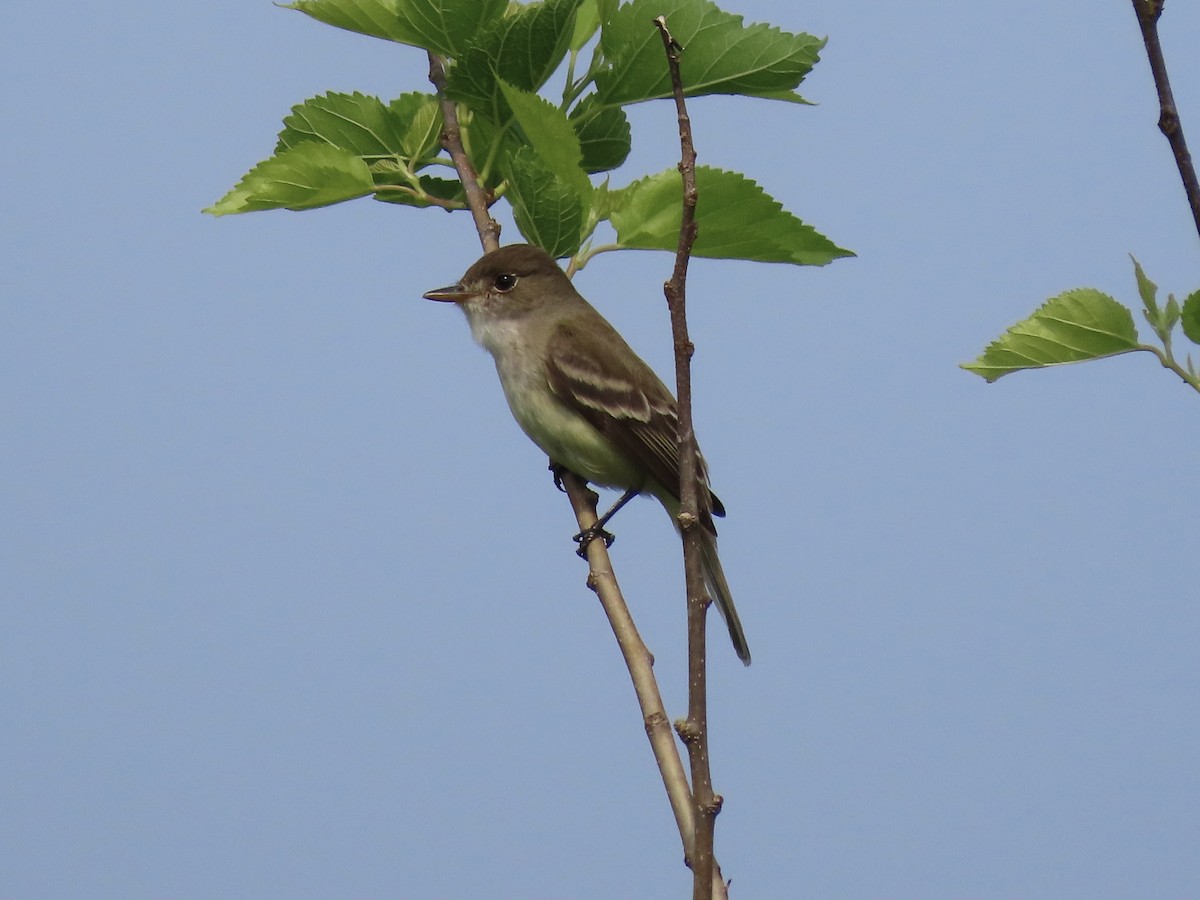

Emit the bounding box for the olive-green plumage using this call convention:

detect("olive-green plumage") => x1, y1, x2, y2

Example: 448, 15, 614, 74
424, 244, 749, 665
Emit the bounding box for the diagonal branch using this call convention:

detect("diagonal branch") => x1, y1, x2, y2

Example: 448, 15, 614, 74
427, 46, 709, 888
1131, 0, 1200, 241
558, 472, 698, 848
427, 52, 502, 252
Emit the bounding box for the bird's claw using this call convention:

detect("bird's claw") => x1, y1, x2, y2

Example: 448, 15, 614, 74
573, 525, 615, 557
549, 462, 568, 493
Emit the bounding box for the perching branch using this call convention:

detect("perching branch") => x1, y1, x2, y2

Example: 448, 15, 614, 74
654, 15, 727, 900
558, 471, 698, 849
1131, 0, 1200, 241
427, 43, 711, 892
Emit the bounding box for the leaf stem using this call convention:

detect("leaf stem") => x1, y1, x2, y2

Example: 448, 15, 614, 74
573, 243, 623, 270
1139, 343, 1200, 393
370, 183, 463, 210
475, 118, 514, 190
563, 48, 606, 108
563, 47, 580, 106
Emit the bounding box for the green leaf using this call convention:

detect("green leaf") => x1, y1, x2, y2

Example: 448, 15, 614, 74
205, 143, 375, 215
276, 91, 441, 160
446, 0, 583, 124
458, 110, 521, 191
586, 178, 613, 227
284, 0, 507, 56
961, 289, 1141, 382
1181, 290, 1200, 345
1131, 254, 1159, 317
569, 94, 631, 172
595, 0, 824, 105
596, 0, 618, 26
570, 0, 600, 50
497, 81, 591, 196
391, 92, 446, 161
504, 147, 588, 258
608, 166, 852, 265
270, 92, 448, 204
1164, 293, 1182, 332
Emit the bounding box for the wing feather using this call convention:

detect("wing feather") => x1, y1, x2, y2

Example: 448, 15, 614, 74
544, 317, 725, 521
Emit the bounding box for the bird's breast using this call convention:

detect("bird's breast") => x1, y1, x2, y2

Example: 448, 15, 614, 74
472, 319, 641, 491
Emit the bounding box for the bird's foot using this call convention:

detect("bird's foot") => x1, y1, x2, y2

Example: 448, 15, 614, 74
549, 462, 568, 493
573, 524, 615, 558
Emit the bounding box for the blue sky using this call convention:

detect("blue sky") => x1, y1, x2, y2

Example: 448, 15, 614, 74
3, 1, 1199, 897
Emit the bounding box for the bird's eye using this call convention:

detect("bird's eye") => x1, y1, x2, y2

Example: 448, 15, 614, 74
493, 273, 517, 292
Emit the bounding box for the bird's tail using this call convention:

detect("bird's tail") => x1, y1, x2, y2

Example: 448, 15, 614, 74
658, 495, 751, 665
697, 528, 752, 666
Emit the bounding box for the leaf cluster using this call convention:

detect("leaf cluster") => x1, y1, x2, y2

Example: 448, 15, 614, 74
962, 257, 1200, 393
205, 0, 851, 267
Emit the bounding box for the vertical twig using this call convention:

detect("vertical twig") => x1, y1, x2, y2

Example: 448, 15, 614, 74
654, 16, 727, 900
427, 46, 709, 887
1131, 0, 1200, 241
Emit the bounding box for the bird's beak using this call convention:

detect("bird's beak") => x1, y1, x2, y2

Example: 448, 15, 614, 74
422, 282, 471, 303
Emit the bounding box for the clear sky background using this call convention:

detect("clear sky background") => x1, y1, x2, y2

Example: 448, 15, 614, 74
4, 2, 1199, 897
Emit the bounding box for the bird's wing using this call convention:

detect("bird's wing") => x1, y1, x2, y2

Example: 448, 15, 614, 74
544, 318, 725, 519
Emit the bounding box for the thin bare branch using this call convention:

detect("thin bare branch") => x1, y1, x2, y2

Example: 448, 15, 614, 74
1131, 0, 1200, 241
426, 52, 502, 252
558, 472, 698, 849
654, 15, 727, 900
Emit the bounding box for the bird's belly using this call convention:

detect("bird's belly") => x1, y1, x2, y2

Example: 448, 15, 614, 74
500, 367, 641, 490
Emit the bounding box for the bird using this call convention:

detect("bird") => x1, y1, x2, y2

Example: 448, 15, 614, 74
423, 243, 750, 665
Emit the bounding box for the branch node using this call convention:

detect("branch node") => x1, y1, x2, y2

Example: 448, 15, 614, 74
1159, 107, 1180, 137
674, 717, 701, 745
652, 15, 684, 54
644, 710, 668, 736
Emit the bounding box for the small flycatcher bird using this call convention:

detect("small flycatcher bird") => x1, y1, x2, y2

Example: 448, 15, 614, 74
423, 244, 750, 665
